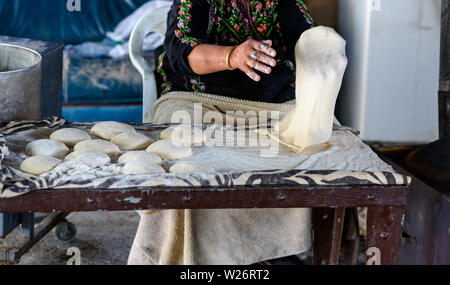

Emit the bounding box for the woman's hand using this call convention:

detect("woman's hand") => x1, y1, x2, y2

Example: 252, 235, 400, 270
228, 39, 278, 82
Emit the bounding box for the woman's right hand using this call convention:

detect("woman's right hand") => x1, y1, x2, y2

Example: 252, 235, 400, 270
228, 39, 278, 82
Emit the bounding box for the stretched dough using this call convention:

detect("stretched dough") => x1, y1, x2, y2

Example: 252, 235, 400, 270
277, 26, 348, 153
111, 132, 152, 150
169, 162, 215, 174
21, 156, 62, 175
160, 125, 205, 145
91, 121, 136, 140
65, 151, 111, 168
25, 139, 69, 158
122, 160, 166, 175
146, 140, 192, 160
74, 139, 121, 157
118, 151, 163, 166
50, 128, 91, 148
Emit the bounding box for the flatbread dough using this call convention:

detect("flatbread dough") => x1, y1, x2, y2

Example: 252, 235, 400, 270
169, 162, 215, 174
111, 132, 152, 150
118, 151, 163, 166
146, 140, 192, 160
20, 156, 62, 175
276, 26, 348, 153
74, 139, 121, 157
49, 128, 91, 147
122, 160, 166, 175
65, 151, 111, 168
25, 139, 70, 158
160, 125, 205, 145
91, 121, 136, 140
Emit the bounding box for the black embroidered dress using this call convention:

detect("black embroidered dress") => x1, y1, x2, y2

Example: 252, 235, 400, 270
156, 0, 314, 103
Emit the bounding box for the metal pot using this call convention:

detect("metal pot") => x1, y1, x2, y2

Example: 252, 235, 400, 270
0, 43, 42, 121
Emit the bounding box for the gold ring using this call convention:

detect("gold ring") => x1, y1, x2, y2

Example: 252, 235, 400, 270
247, 60, 254, 68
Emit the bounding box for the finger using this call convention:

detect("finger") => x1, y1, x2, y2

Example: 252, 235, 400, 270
252, 60, 272, 74
251, 40, 276, 57
241, 64, 261, 82
262, 40, 272, 47
256, 53, 276, 67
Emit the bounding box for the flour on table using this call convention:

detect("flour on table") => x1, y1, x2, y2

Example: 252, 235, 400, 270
25, 139, 70, 158
50, 128, 91, 148
169, 162, 215, 174
65, 151, 111, 168
90, 121, 136, 140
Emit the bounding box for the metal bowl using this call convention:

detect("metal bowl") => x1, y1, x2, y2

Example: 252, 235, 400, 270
0, 43, 42, 121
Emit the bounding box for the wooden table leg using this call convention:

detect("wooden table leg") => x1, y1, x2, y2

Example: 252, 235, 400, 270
366, 206, 405, 265
313, 207, 346, 265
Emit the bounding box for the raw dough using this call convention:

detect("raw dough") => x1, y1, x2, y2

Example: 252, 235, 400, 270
122, 160, 166, 175
49, 128, 91, 147
118, 151, 163, 166
20, 156, 62, 175
277, 26, 348, 153
111, 132, 152, 150
169, 162, 215, 174
160, 125, 205, 145
91, 121, 136, 140
65, 151, 111, 168
146, 140, 192, 160
25, 139, 70, 158
74, 139, 121, 157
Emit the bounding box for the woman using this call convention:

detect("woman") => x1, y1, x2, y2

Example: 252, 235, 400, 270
129, 0, 316, 265
156, 0, 314, 102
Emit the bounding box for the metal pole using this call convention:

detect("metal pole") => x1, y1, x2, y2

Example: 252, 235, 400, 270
439, 0, 450, 138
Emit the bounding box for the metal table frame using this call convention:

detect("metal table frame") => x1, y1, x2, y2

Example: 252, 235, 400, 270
0, 183, 408, 265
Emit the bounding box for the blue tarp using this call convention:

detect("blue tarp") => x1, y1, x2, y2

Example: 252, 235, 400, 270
0, 0, 149, 44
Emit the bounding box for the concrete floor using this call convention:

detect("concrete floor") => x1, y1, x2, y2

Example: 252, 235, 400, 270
11, 211, 140, 265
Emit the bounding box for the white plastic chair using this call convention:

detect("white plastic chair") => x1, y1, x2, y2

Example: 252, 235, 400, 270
129, 5, 171, 123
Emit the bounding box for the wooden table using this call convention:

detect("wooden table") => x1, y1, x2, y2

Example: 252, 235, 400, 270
0, 183, 408, 265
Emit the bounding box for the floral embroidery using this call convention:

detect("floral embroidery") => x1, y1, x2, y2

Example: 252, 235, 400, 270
175, 0, 201, 47
185, 76, 207, 93
296, 0, 315, 27
157, 53, 173, 95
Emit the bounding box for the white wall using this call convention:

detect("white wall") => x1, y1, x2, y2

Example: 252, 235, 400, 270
337, 0, 441, 143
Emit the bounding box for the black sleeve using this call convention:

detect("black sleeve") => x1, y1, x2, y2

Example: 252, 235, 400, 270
164, 0, 211, 76
278, 0, 315, 60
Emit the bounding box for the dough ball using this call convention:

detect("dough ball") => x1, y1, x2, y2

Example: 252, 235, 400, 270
111, 132, 152, 151
74, 139, 120, 157
122, 160, 166, 175
25, 139, 69, 158
146, 140, 192, 160
65, 151, 111, 168
160, 125, 205, 145
91, 121, 136, 140
20, 156, 62, 175
169, 162, 215, 174
118, 151, 163, 166
49, 128, 91, 148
